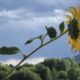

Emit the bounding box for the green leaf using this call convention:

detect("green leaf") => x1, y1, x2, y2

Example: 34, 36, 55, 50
0, 47, 20, 55
25, 39, 33, 45
59, 22, 65, 33
46, 26, 57, 39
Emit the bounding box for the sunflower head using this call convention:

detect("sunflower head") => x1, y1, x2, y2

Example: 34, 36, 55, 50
66, 7, 80, 52
68, 18, 79, 40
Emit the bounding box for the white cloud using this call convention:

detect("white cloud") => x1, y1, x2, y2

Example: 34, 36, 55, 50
0, 57, 45, 66
24, 57, 45, 65
0, 8, 67, 32
0, 9, 27, 19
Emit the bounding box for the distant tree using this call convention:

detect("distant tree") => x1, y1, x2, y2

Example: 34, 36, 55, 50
41, 59, 58, 70
41, 58, 71, 71
20, 63, 34, 68
58, 71, 68, 80
51, 68, 58, 80
9, 64, 14, 68
68, 66, 80, 80
0, 64, 11, 80
8, 69, 41, 80
36, 64, 52, 80
68, 58, 80, 80
56, 59, 71, 71
16, 63, 34, 71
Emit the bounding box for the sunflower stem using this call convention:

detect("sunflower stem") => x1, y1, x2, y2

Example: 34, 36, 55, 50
3, 30, 68, 80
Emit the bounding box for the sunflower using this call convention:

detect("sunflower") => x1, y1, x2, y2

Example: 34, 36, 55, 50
66, 7, 80, 52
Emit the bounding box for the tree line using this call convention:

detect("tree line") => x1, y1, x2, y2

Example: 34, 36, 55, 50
0, 58, 80, 80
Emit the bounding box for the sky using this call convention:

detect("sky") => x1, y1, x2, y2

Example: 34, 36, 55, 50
0, 0, 80, 65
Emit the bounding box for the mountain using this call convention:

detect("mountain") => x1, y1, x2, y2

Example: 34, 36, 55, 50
74, 54, 80, 61
65, 54, 80, 62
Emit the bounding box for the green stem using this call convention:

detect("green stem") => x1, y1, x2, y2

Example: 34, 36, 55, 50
4, 30, 68, 80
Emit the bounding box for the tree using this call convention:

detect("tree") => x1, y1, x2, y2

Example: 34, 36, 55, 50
0, 64, 11, 80
35, 64, 52, 80
8, 69, 41, 80
58, 71, 68, 80
41, 59, 58, 70
51, 68, 58, 80
68, 58, 80, 80
68, 66, 80, 80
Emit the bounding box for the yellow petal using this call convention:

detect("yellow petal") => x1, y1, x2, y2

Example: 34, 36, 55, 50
67, 7, 77, 18
66, 15, 72, 20
76, 6, 80, 19
67, 35, 80, 51
66, 6, 80, 52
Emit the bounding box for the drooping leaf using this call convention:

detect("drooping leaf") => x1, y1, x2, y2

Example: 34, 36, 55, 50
25, 39, 33, 45
46, 26, 57, 39
0, 47, 20, 55
59, 22, 65, 34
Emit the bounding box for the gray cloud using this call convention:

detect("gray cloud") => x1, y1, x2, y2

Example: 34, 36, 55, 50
0, 0, 79, 19
0, 0, 79, 59
0, 0, 79, 12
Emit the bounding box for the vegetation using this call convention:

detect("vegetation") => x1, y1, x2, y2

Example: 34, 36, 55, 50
0, 58, 80, 80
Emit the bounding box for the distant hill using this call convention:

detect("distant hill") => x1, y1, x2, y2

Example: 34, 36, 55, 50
74, 54, 80, 61
65, 54, 80, 61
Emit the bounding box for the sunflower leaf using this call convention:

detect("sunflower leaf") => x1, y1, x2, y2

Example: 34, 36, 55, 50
46, 26, 57, 39
25, 39, 33, 45
59, 22, 65, 34
0, 47, 20, 55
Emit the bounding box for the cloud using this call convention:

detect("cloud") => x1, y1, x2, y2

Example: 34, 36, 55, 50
0, 0, 79, 12
0, 8, 68, 49
0, 0, 78, 59
24, 57, 45, 65
0, 8, 67, 32
0, 57, 45, 66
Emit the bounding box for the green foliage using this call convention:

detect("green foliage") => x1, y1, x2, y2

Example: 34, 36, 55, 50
67, 58, 80, 80
58, 71, 68, 80
69, 58, 78, 68
56, 59, 70, 71
0, 47, 19, 55
0, 64, 11, 80
8, 69, 41, 80
51, 68, 58, 80
41, 59, 70, 71
46, 26, 57, 39
16, 63, 34, 71
36, 64, 52, 80
1, 58, 80, 80
68, 66, 80, 80
59, 22, 65, 34
41, 59, 58, 70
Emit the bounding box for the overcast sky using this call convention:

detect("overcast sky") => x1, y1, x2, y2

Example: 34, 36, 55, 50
0, 0, 80, 65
